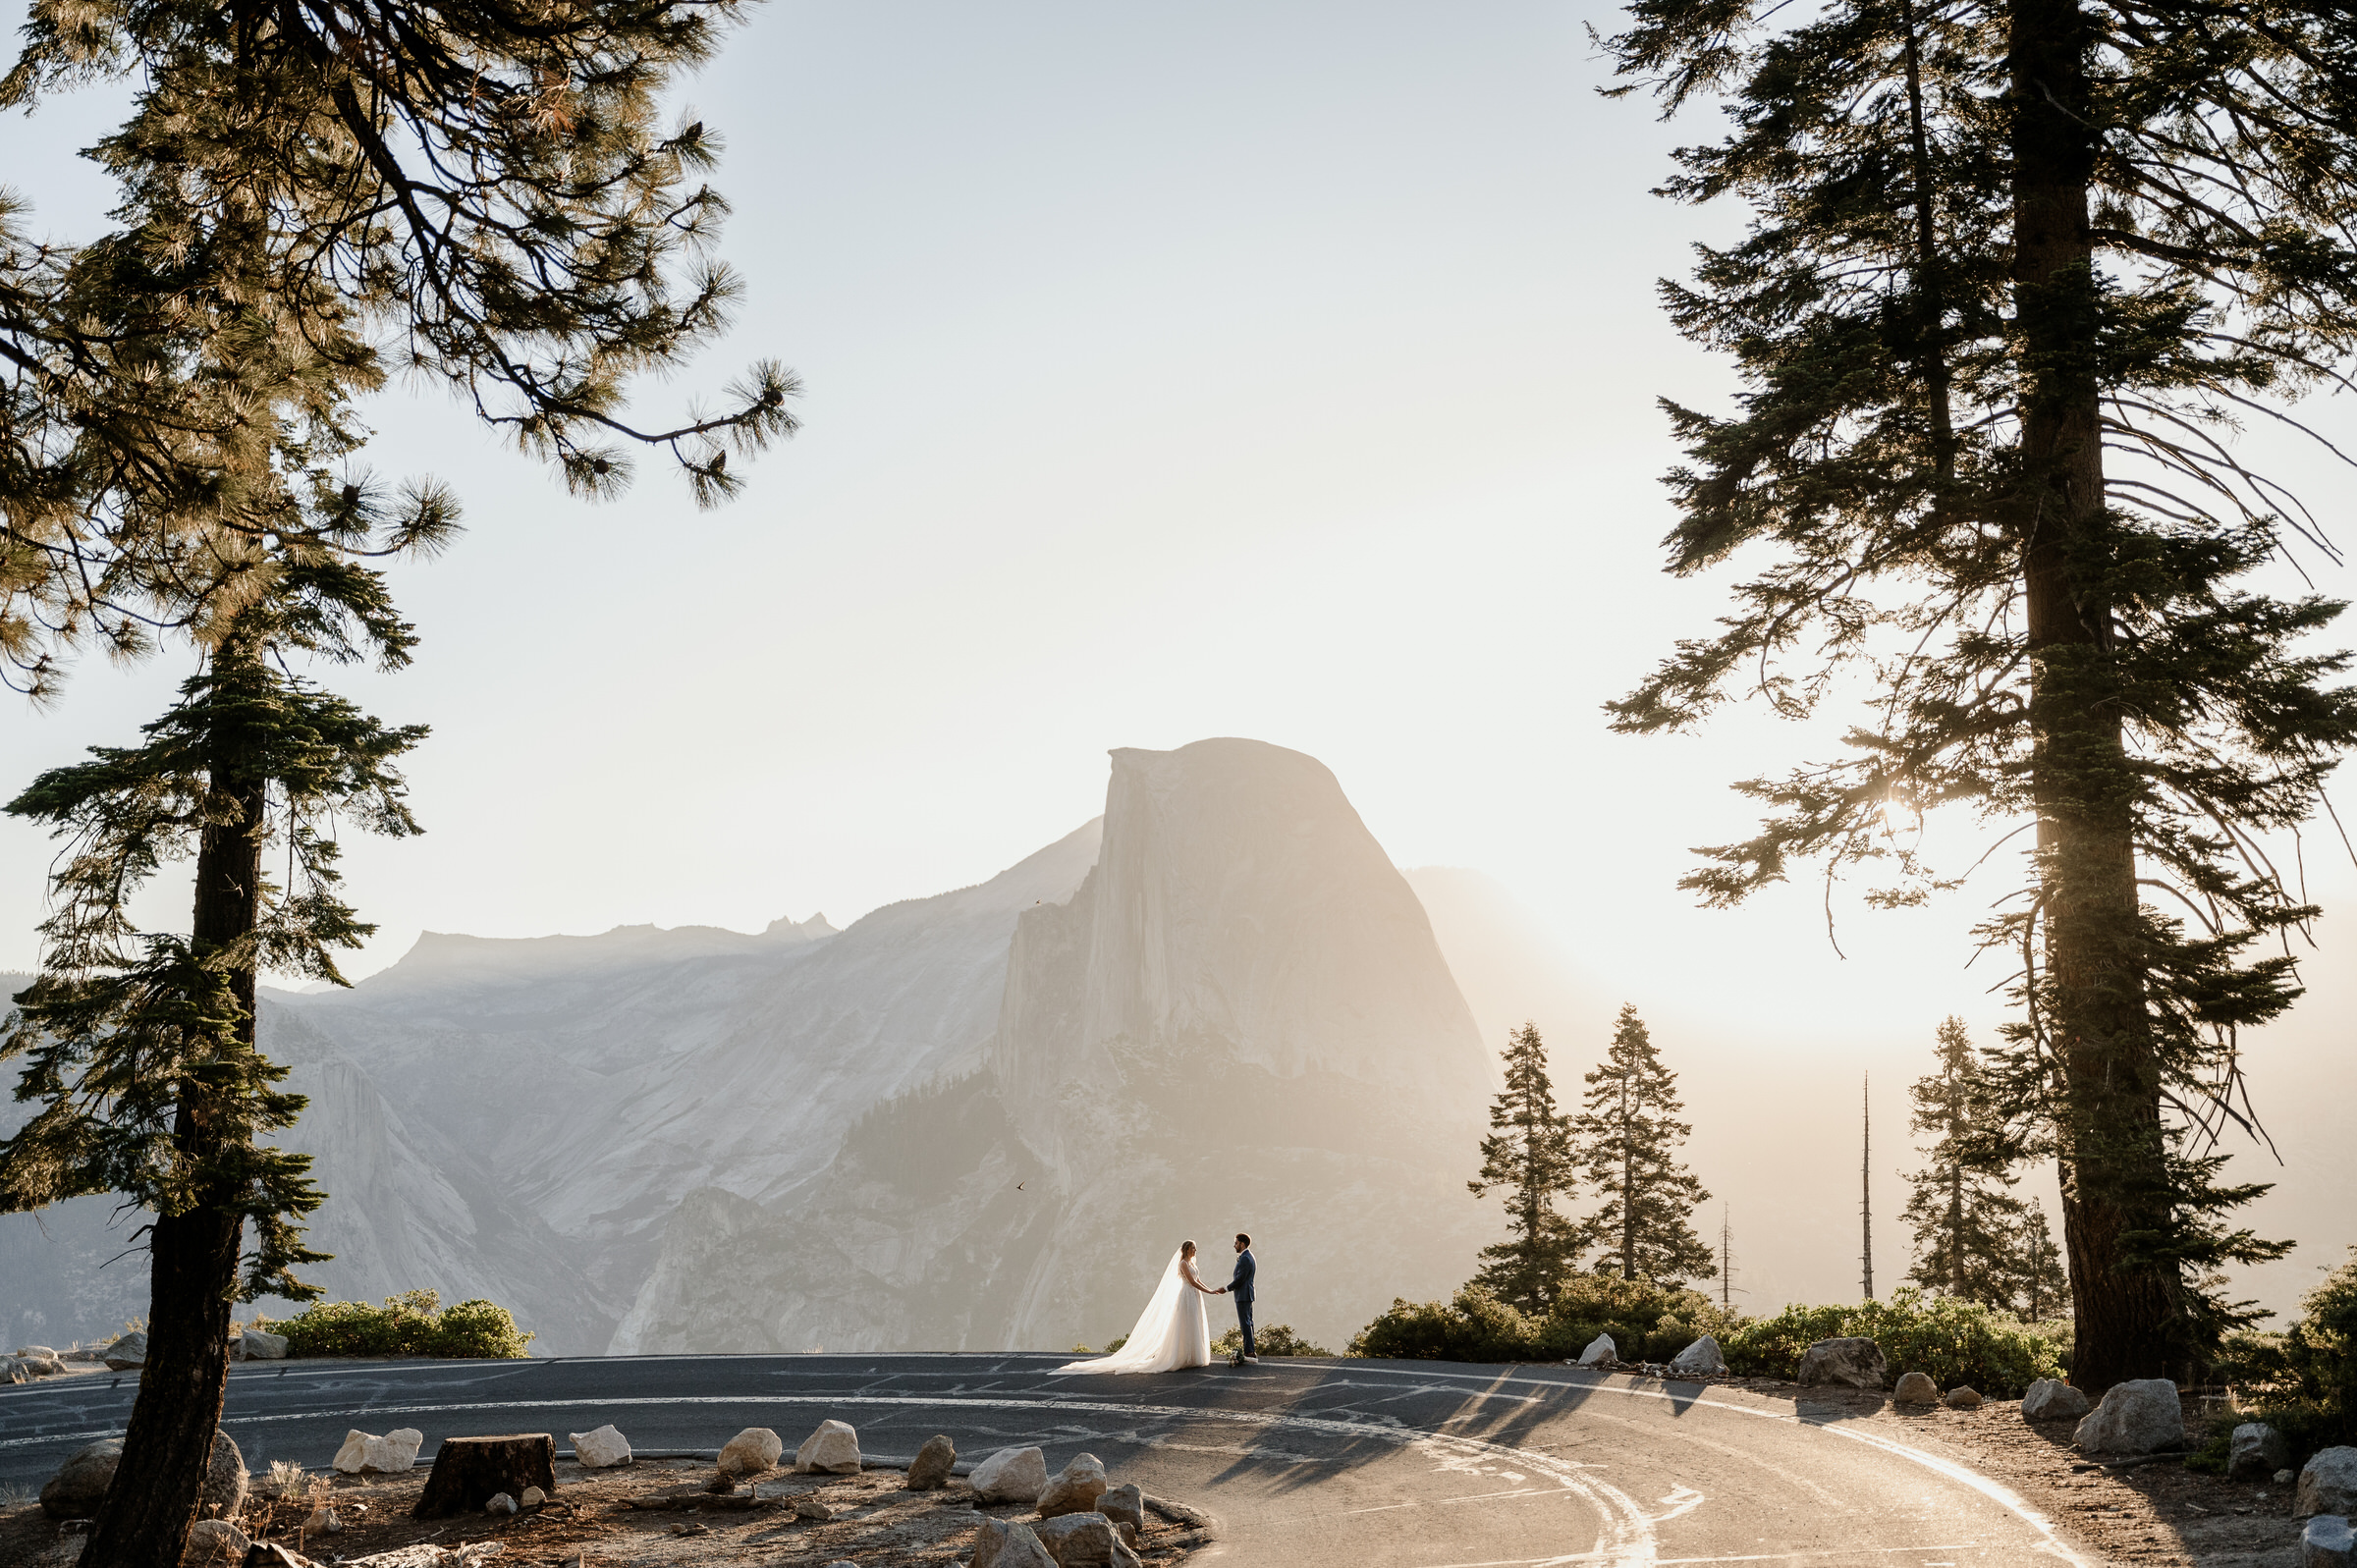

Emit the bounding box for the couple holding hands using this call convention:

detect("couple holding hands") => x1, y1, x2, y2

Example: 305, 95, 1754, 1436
1055, 1233, 1257, 1375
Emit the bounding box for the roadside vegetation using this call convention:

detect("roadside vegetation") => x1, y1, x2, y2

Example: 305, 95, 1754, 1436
1214, 1325, 1329, 1358
255, 1290, 533, 1360
2189, 1248, 2357, 1471
1351, 1274, 1738, 1365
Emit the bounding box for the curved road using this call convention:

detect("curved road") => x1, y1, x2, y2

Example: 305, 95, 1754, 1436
1, 1354, 2089, 1566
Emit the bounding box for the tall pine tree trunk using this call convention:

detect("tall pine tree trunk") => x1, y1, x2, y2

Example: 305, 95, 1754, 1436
2007, 0, 2176, 1389
82, 648, 263, 1568
1619, 1080, 1636, 1282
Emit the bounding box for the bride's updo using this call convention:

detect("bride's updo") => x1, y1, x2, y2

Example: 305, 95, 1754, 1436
1180, 1240, 1196, 1258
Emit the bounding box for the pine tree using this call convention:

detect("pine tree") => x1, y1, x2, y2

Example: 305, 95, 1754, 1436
1570, 1005, 1715, 1286
1596, 0, 2346, 1385
2, 0, 798, 1560
4, 581, 424, 1562
1901, 1017, 2024, 1306
2012, 1200, 2071, 1325
1468, 1023, 1582, 1313
0, 0, 798, 697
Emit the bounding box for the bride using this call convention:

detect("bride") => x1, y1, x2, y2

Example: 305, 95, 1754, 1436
1054, 1240, 1218, 1375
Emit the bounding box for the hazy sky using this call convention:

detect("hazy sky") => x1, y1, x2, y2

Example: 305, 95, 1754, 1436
5, 1, 2351, 1312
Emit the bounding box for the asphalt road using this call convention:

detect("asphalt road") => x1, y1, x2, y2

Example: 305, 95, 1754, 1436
0, 1354, 2091, 1566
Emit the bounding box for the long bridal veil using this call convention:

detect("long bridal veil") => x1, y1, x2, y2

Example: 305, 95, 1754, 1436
1053, 1248, 1191, 1375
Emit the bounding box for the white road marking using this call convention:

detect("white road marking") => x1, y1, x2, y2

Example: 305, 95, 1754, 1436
1411, 1548, 1977, 1567
2, 1391, 1660, 1564
1321, 1367, 2090, 1567
0, 1360, 2092, 1568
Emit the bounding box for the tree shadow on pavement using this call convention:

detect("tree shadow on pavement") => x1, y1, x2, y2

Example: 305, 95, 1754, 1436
1180, 1359, 1727, 1495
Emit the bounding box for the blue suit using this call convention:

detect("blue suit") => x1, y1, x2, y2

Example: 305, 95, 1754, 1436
1230, 1249, 1256, 1358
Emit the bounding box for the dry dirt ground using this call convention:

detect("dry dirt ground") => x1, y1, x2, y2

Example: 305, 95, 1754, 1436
0, 1455, 1212, 1567
1684, 1374, 2305, 1567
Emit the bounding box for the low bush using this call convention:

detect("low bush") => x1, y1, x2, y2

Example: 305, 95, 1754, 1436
2200, 1246, 2357, 1469
258, 1289, 533, 1360
1722, 1287, 2064, 1397
1348, 1273, 1742, 1364
1215, 1324, 1331, 1358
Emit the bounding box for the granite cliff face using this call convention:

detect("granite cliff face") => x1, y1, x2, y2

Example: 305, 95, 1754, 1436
614, 739, 1496, 1355
4, 739, 1501, 1356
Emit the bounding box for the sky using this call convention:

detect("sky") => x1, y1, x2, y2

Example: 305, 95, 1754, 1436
3, 0, 2351, 1316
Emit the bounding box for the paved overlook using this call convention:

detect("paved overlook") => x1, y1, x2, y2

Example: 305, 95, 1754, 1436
0, 1353, 2090, 1566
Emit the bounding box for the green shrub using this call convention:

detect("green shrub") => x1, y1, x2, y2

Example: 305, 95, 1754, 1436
1723, 1287, 2063, 1397
1215, 1324, 1332, 1358
2206, 1245, 2357, 1468
1348, 1274, 1741, 1364
258, 1289, 533, 1360
1531, 1272, 1744, 1363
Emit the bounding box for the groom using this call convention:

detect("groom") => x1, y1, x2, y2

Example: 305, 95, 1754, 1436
1215, 1232, 1256, 1365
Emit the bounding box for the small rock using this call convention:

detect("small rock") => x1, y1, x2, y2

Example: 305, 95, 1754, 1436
1945, 1386, 1983, 1410
972, 1445, 1051, 1504
101, 1332, 147, 1371
1096, 1482, 1146, 1533
905, 1433, 957, 1489
2020, 1379, 2092, 1422
1037, 1452, 1110, 1518
2074, 1379, 2185, 1455
793, 1418, 861, 1475
1796, 1337, 1888, 1390
14, 1344, 56, 1359
331, 1428, 423, 1476
971, 1517, 1058, 1568
0, 1357, 28, 1384
2231, 1424, 2294, 1482
239, 1329, 289, 1362
484, 1492, 518, 1516
2300, 1449, 2357, 1518
202, 1431, 248, 1522
793, 1495, 836, 1522
181, 1518, 248, 1565
1036, 1510, 1135, 1567
245, 1544, 314, 1568
718, 1426, 785, 1477
40, 1438, 125, 1519
668, 1521, 710, 1537
1577, 1333, 1617, 1367
2306, 1515, 2355, 1567
1893, 1371, 1940, 1404
38, 1429, 241, 1522
521, 1487, 546, 1507
569, 1424, 632, 1468
1669, 1335, 1727, 1376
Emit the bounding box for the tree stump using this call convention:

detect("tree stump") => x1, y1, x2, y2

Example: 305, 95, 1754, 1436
413, 1434, 557, 1518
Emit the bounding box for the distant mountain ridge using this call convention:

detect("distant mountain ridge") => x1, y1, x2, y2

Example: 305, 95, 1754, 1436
2, 740, 1507, 1355
615, 739, 1495, 1354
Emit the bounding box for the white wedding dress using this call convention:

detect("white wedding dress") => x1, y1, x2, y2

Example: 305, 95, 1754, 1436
1052, 1249, 1213, 1375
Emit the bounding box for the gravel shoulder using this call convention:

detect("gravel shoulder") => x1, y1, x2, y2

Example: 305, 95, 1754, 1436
0, 1454, 1210, 1566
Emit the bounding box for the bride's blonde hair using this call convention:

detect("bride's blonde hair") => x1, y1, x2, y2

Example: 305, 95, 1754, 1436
1180, 1239, 1197, 1257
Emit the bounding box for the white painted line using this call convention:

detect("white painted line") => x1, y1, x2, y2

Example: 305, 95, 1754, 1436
1410, 1549, 1977, 1568
0, 1391, 1662, 1567
1323, 1367, 2090, 1567
0, 1360, 2091, 1567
